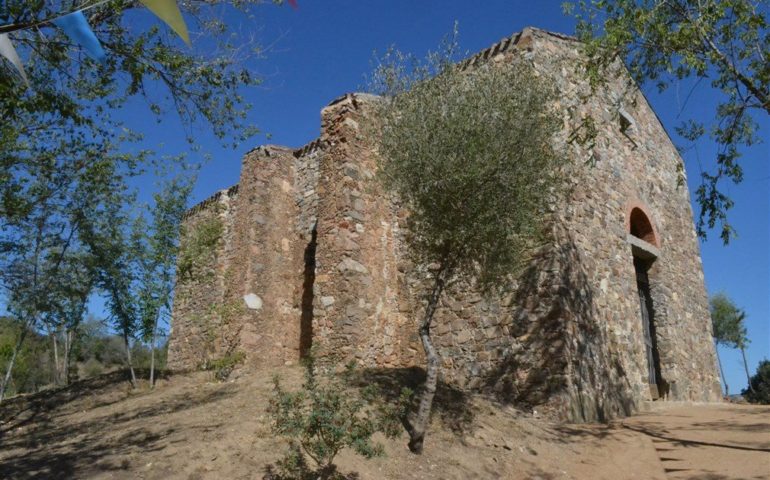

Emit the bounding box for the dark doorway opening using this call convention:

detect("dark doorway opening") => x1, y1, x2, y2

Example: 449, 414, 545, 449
634, 256, 663, 399
299, 223, 317, 358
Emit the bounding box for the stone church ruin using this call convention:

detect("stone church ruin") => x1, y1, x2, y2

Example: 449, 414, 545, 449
167, 27, 722, 421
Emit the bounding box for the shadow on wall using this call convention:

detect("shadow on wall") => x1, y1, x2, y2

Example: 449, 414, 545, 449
347, 366, 476, 436
300, 223, 317, 359
484, 229, 638, 422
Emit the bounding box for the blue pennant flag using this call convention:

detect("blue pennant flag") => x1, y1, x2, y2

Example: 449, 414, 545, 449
53, 11, 106, 62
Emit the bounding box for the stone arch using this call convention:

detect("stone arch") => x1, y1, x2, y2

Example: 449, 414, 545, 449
625, 201, 660, 247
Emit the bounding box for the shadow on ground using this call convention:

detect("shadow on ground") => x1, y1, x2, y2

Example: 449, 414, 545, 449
0, 369, 235, 480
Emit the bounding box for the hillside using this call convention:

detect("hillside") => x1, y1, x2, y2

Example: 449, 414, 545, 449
0, 368, 767, 479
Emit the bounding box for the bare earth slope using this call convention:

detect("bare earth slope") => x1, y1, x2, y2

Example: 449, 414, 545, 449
0, 368, 767, 480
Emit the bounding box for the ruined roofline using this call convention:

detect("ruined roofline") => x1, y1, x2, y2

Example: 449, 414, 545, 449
294, 138, 323, 158
183, 145, 296, 219
182, 26, 684, 222
457, 26, 579, 70
182, 184, 239, 220
244, 144, 296, 157
467, 26, 683, 165
181, 28, 581, 222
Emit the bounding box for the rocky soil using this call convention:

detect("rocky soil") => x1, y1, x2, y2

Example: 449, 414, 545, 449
0, 367, 767, 479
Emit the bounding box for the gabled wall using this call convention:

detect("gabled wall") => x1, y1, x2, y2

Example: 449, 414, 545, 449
168, 27, 721, 421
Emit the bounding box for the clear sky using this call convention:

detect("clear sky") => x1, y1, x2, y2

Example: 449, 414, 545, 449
117, 0, 768, 395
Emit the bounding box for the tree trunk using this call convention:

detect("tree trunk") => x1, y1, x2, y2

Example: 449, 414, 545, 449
149, 315, 159, 388
63, 329, 72, 386
124, 333, 137, 388
716, 345, 729, 397
51, 329, 60, 386
740, 347, 755, 394
407, 263, 450, 454
0, 324, 30, 404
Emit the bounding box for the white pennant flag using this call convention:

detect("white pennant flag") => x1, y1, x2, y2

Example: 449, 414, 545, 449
0, 33, 29, 87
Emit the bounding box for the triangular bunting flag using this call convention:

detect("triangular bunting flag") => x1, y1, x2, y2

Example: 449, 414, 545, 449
0, 33, 29, 87
139, 0, 191, 46
53, 11, 106, 62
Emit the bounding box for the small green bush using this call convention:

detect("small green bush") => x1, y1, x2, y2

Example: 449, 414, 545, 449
742, 359, 770, 405
202, 351, 245, 381
267, 356, 412, 479
81, 358, 105, 378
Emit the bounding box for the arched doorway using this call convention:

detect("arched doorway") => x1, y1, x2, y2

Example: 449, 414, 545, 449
626, 205, 663, 399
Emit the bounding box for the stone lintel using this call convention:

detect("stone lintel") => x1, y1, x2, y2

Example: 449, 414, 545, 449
627, 234, 660, 260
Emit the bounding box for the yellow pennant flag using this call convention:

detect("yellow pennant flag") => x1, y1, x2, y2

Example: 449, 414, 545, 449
0, 33, 29, 87
140, 0, 190, 46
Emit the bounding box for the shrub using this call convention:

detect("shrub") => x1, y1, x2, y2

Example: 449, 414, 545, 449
81, 358, 105, 378
742, 359, 770, 405
267, 356, 411, 479
202, 351, 245, 381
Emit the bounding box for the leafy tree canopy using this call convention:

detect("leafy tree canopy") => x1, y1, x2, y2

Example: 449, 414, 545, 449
0, 0, 284, 398
369, 29, 565, 453
565, 0, 769, 243
743, 359, 770, 404
709, 292, 748, 348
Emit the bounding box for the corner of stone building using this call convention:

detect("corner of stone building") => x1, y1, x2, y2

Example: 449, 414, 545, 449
224, 144, 307, 368
310, 91, 421, 369
167, 185, 239, 372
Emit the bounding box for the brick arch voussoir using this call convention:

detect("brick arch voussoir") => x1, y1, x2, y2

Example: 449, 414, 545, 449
624, 200, 661, 248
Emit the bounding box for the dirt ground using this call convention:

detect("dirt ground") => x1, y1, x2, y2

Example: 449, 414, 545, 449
0, 367, 767, 480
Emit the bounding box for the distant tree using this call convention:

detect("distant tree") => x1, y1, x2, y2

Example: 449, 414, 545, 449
742, 359, 770, 404
0, 317, 51, 395
40, 251, 94, 386
369, 32, 564, 453
71, 316, 123, 368
133, 176, 193, 387
79, 195, 142, 388
565, 0, 769, 243
0, 178, 100, 402
0, 0, 287, 397
710, 293, 752, 395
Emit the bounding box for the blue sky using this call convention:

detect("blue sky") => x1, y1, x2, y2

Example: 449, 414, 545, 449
118, 0, 768, 394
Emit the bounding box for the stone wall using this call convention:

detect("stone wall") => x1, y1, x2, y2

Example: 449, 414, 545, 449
167, 185, 238, 370
222, 146, 305, 367
310, 94, 420, 368
168, 27, 721, 421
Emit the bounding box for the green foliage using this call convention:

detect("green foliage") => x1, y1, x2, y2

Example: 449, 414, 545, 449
710, 293, 748, 348
742, 359, 770, 404
268, 356, 410, 479
565, 0, 769, 243
71, 317, 127, 367
202, 350, 245, 381
368, 29, 565, 453
370, 32, 564, 292
0, 314, 160, 396
81, 358, 105, 378
177, 216, 224, 282
0, 318, 51, 395
0, 1, 281, 396
135, 176, 194, 341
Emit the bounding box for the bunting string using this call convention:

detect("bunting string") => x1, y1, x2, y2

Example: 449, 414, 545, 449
0, 0, 112, 35
0, 0, 192, 86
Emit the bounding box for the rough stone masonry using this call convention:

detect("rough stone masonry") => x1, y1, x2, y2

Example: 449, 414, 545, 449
167, 27, 722, 421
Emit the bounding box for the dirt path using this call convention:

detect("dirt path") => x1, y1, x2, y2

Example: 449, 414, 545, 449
621, 403, 770, 480
0, 369, 767, 479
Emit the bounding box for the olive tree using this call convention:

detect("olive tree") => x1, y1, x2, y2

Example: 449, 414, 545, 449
710, 293, 753, 395
370, 41, 565, 453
